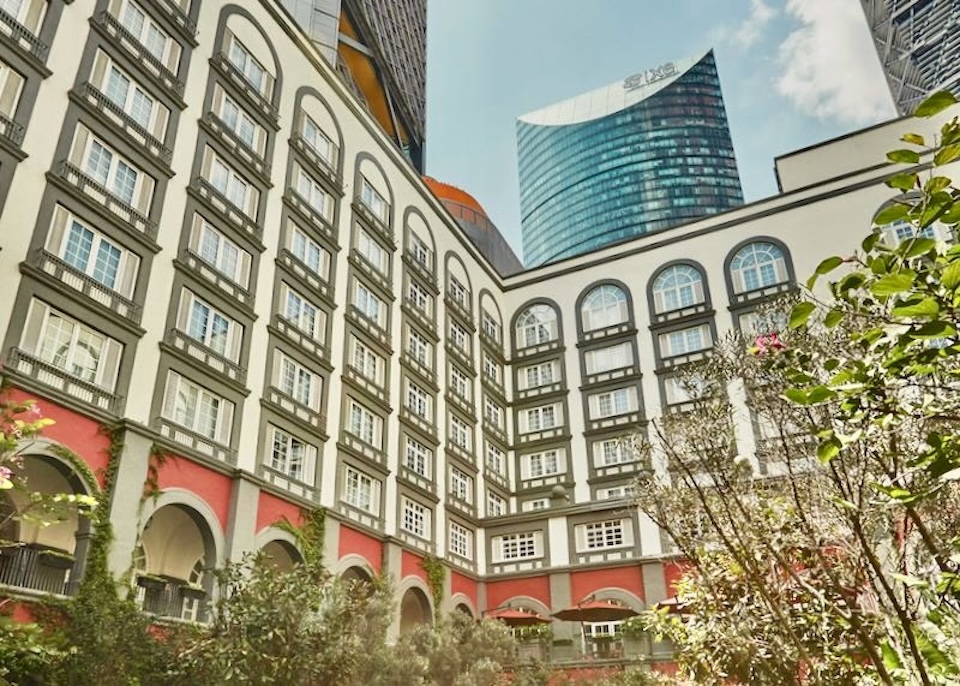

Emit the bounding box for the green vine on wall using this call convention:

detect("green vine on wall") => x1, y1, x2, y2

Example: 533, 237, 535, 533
276, 507, 326, 570
421, 555, 446, 619
142, 443, 169, 501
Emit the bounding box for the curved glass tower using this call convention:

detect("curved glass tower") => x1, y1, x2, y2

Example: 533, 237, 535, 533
517, 50, 743, 266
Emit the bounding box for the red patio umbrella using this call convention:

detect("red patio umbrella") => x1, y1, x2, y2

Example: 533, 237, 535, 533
552, 599, 639, 623
483, 606, 552, 627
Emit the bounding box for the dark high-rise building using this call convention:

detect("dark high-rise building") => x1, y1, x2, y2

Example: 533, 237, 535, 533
281, 0, 426, 170
862, 0, 960, 115
517, 50, 743, 267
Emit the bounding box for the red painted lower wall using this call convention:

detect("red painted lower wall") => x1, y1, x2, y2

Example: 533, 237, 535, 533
256, 490, 302, 533
401, 550, 426, 582
570, 566, 645, 604
485, 575, 551, 611
155, 454, 231, 532
337, 525, 382, 573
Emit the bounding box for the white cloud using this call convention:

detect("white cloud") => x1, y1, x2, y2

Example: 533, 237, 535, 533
775, 0, 896, 125
734, 0, 776, 49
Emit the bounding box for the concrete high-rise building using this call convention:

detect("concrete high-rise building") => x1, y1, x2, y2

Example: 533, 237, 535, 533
280, 0, 426, 170
862, 0, 960, 115
517, 50, 743, 267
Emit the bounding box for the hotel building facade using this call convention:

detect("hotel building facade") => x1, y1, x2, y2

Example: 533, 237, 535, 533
0, 0, 950, 665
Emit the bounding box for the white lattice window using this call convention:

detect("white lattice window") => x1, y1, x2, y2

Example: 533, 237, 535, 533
409, 232, 432, 268
448, 275, 468, 308
357, 228, 388, 275
481, 311, 501, 343
91, 51, 168, 138
224, 29, 272, 97
585, 343, 632, 375
0, 0, 45, 34
594, 439, 632, 467
484, 397, 503, 428
161, 371, 233, 444
350, 336, 384, 385
449, 467, 473, 503
407, 279, 432, 315
273, 351, 321, 410
515, 304, 558, 348
348, 399, 382, 448
407, 327, 432, 366
520, 361, 556, 389
730, 242, 789, 294
449, 365, 471, 400
287, 222, 330, 281
581, 284, 628, 331
401, 497, 430, 538
295, 165, 332, 221
589, 387, 637, 419
449, 522, 473, 559
406, 380, 430, 418
212, 83, 266, 155
659, 324, 711, 358
521, 450, 562, 479
360, 177, 388, 222
21, 300, 122, 390
482, 353, 502, 384
46, 206, 140, 299
494, 531, 541, 562
521, 404, 559, 433
576, 519, 633, 552
404, 436, 431, 477
176, 289, 243, 361
267, 425, 316, 483
355, 281, 386, 327
343, 466, 380, 514
450, 414, 472, 450
652, 264, 705, 313
664, 375, 710, 406
487, 491, 506, 517
70, 125, 153, 212
598, 484, 635, 500
299, 112, 336, 168
189, 215, 252, 288
116, 0, 181, 73
449, 321, 469, 352
486, 443, 505, 475
0, 57, 23, 119
521, 498, 549, 512
280, 283, 325, 341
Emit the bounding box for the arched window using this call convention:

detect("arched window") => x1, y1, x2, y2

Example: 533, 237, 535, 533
581, 285, 628, 332
652, 265, 705, 314
515, 305, 558, 348
730, 242, 788, 294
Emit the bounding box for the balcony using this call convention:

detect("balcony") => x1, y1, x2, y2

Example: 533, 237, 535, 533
400, 351, 436, 388
259, 463, 318, 502
349, 250, 393, 297
290, 135, 340, 190
352, 197, 394, 247
399, 464, 436, 496
202, 111, 270, 180
178, 249, 254, 310
277, 249, 332, 303
402, 252, 438, 291
157, 417, 236, 465
8, 348, 121, 414
0, 544, 75, 596
134, 574, 207, 622
191, 176, 262, 246
155, 0, 197, 39
284, 189, 337, 247
210, 52, 278, 123
55, 161, 158, 241
0, 111, 24, 148
33, 250, 142, 324
339, 433, 387, 471
445, 296, 474, 328
165, 328, 246, 386
273, 315, 328, 363
345, 305, 391, 351
264, 386, 325, 434
77, 84, 171, 165
0, 7, 48, 64
94, 11, 183, 97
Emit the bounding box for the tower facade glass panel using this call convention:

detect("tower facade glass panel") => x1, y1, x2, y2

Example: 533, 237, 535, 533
517, 50, 743, 267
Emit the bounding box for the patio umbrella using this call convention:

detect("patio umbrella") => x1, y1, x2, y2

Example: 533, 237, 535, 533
483, 606, 552, 627
655, 595, 687, 614
552, 599, 639, 623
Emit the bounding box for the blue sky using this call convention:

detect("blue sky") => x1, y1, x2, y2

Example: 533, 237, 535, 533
424, 0, 898, 260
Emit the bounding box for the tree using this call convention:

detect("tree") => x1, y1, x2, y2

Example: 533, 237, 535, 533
636, 91, 960, 685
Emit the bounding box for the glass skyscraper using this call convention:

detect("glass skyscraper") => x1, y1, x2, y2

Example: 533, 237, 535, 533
517, 50, 743, 267
861, 0, 960, 115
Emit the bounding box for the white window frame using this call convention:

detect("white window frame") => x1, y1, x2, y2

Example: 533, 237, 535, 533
521, 404, 560, 433
487, 491, 506, 517
404, 436, 432, 478
449, 522, 473, 559
300, 112, 337, 168
161, 371, 234, 444
484, 396, 503, 428
482, 353, 502, 384
116, 0, 179, 73
581, 284, 628, 332
449, 321, 469, 352
355, 281, 386, 327
449, 365, 471, 401
449, 467, 473, 503
449, 414, 472, 450
348, 399, 383, 449
652, 264, 705, 314
448, 275, 469, 308
730, 242, 789, 294
357, 228, 388, 275
204, 148, 258, 218
594, 439, 633, 467
295, 165, 332, 221
589, 387, 637, 419
224, 29, 271, 97
360, 176, 388, 223
485, 442, 506, 476
481, 311, 501, 343
659, 324, 711, 358
493, 531, 542, 563
212, 83, 266, 155
407, 279, 432, 315
350, 336, 384, 385
177, 289, 243, 361
576, 519, 633, 552
515, 305, 558, 348
406, 379, 431, 418
280, 283, 325, 342
342, 466, 380, 514
521, 450, 562, 479
585, 343, 632, 375
520, 360, 556, 389
274, 350, 321, 410
409, 232, 432, 269
407, 327, 432, 366
267, 425, 316, 483
287, 222, 331, 281
401, 497, 431, 539
189, 214, 251, 288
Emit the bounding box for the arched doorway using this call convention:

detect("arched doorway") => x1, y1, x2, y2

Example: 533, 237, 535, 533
398, 586, 432, 635
260, 539, 302, 572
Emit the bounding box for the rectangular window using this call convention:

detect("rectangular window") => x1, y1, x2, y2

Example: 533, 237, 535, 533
449, 467, 473, 503
287, 222, 330, 281
45, 206, 140, 298
521, 450, 562, 479
357, 228, 388, 275
577, 519, 631, 551
224, 29, 271, 97
0, 58, 24, 119
520, 360, 556, 389
521, 498, 549, 512
598, 484, 635, 500
202, 147, 258, 218
404, 436, 431, 477
347, 399, 382, 448
295, 165, 333, 221
484, 396, 503, 428
664, 375, 709, 406
494, 531, 541, 562
407, 327, 432, 366
450, 414, 472, 451
449, 522, 473, 559
585, 342, 632, 375
409, 233, 432, 268
21, 300, 122, 390
343, 466, 380, 514
90, 51, 168, 139
594, 439, 632, 466
589, 387, 637, 419
482, 353, 502, 384
659, 324, 712, 358
522, 404, 559, 433
350, 336, 384, 385
486, 443, 506, 475
354, 281, 386, 327
481, 312, 501, 343
449, 321, 469, 353
401, 497, 431, 538
300, 112, 336, 167
273, 351, 321, 410
449, 365, 471, 401
487, 491, 506, 517
117, 0, 181, 74
176, 289, 242, 361
406, 380, 430, 418
280, 283, 325, 342
448, 276, 468, 308
0, 0, 45, 34
267, 425, 316, 483
188, 215, 252, 288
70, 125, 153, 212
407, 279, 432, 315
161, 371, 234, 444
360, 177, 388, 222
212, 83, 266, 155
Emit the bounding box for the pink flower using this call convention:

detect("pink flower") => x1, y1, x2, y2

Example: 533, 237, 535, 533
0, 465, 12, 481
25, 404, 42, 420
754, 332, 786, 355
